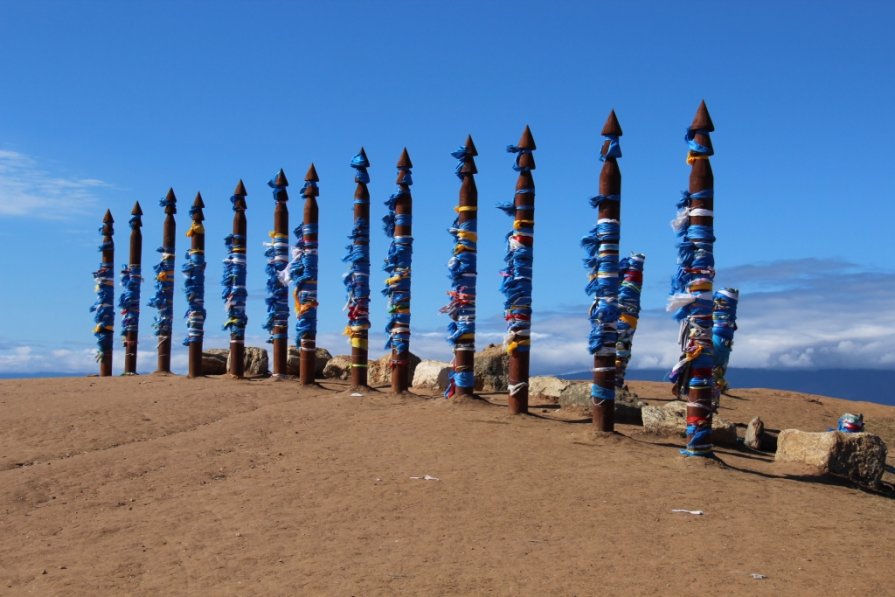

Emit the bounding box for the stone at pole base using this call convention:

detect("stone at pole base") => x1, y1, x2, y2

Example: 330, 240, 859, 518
776, 429, 887, 487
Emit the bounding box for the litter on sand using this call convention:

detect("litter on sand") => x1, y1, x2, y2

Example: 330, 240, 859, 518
350, 392, 364, 397
750, 573, 768, 580
410, 475, 440, 481
671, 509, 704, 515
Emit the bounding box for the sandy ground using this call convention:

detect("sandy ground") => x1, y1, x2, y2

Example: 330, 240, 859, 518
1, 375, 894, 596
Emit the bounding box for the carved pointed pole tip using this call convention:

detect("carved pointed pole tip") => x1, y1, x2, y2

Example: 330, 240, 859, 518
305, 163, 319, 182
131, 201, 143, 216
465, 134, 478, 156
601, 110, 623, 136
274, 168, 289, 187
165, 187, 176, 201
233, 179, 247, 196
518, 125, 536, 150
193, 192, 204, 208
397, 148, 413, 168
103, 209, 114, 223
691, 100, 715, 131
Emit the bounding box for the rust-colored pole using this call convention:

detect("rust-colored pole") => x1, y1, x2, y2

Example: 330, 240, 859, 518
385, 149, 414, 393
298, 164, 320, 385
443, 135, 478, 398
122, 202, 143, 374
590, 110, 623, 431
93, 209, 115, 376
185, 192, 206, 377
669, 100, 716, 457
226, 180, 248, 378
154, 188, 176, 373
502, 126, 536, 414
267, 169, 290, 377
347, 149, 371, 389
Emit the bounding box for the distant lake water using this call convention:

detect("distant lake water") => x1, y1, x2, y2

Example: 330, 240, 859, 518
557, 368, 895, 407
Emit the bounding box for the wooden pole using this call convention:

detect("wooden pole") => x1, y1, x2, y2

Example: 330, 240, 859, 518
387, 149, 414, 393
155, 188, 176, 373
185, 192, 206, 377
96, 209, 115, 376
348, 148, 371, 389
445, 135, 478, 397
298, 164, 320, 385
268, 169, 290, 378
504, 126, 536, 414
227, 180, 248, 378
677, 100, 716, 456
122, 202, 143, 374
591, 110, 623, 431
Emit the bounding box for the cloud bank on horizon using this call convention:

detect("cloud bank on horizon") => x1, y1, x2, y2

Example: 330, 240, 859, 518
2, 258, 892, 377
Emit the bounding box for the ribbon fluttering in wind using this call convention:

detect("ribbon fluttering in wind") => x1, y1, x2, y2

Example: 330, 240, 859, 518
615, 253, 645, 390
343, 152, 371, 355
90, 219, 114, 362
668, 111, 716, 457
498, 143, 535, 359
382, 161, 413, 360
263, 173, 290, 344
283, 180, 319, 347
182, 204, 205, 346
149, 195, 175, 348
119, 213, 142, 350
221, 194, 248, 341
581, 134, 622, 404
712, 288, 739, 396
441, 142, 477, 397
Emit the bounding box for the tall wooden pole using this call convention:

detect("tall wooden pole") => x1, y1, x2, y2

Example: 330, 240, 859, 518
298, 164, 320, 385
384, 149, 414, 394
92, 209, 115, 376
502, 126, 536, 414
266, 169, 290, 378
589, 110, 623, 431
185, 192, 206, 377
225, 180, 248, 378
121, 202, 143, 375
444, 135, 478, 398
347, 149, 371, 389
669, 100, 716, 457
153, 188, 176, 373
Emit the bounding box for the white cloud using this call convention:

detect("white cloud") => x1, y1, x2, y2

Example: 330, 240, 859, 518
0, 149, 113, 218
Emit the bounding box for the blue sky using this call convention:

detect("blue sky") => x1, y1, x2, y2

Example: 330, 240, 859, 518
0, 0, 893, 375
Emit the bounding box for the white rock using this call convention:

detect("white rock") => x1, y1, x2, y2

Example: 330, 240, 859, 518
411, 360, 453, 391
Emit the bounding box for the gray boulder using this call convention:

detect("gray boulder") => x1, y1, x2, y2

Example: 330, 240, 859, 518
202, 349, 229, 375
412, 360, 453, 391
745, 416, 765, 450
322, 355, 352, 380
529, 376, 569, 403
474, 344, 508, 392
776, 429, 888, 487
286, 346, 333, 378
641, 401, 737, 447
226, 346, 269, 377
368, 352, 421, 386
556, 381, 645, 425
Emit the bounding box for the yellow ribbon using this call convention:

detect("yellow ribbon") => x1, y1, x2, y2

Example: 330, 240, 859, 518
186, 222, 205, 237
619, 314, 638, 329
